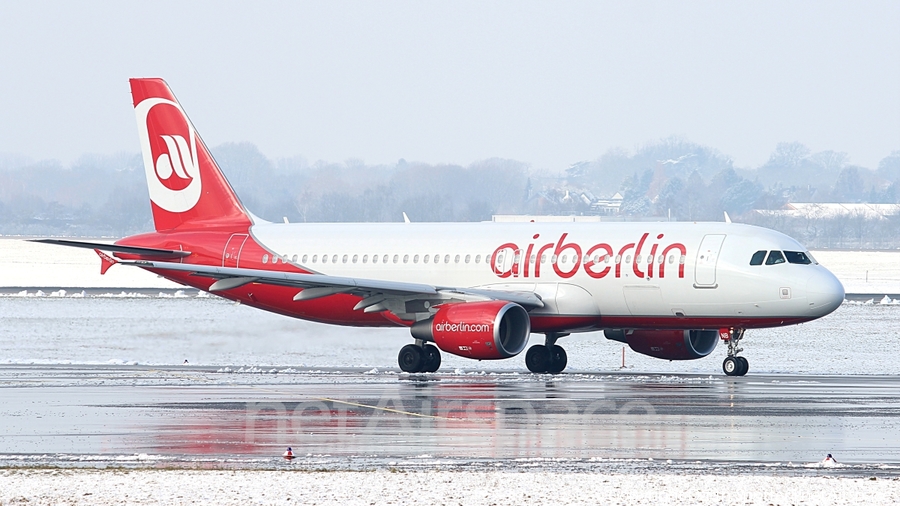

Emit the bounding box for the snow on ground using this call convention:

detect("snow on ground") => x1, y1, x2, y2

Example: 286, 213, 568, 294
812, 249, 900, 294
0, 469, 897, 505
0, 238, 180, 288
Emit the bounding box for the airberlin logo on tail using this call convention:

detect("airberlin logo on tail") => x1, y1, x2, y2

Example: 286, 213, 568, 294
134, 98, 202, 213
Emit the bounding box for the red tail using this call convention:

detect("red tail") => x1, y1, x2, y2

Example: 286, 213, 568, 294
130, 78, 251, 232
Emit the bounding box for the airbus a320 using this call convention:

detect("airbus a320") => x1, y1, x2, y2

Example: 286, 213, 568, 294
37, 78, 845, 376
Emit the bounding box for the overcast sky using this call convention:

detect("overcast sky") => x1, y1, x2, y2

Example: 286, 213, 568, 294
1, 1, 897, 171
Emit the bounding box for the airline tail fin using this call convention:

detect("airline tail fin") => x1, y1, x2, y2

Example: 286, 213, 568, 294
130, 78, 251, 232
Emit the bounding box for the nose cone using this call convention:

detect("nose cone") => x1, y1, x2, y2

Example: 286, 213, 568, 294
806, 268, 845, 316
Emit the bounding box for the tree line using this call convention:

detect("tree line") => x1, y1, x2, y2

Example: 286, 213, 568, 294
1, 139, 898, 248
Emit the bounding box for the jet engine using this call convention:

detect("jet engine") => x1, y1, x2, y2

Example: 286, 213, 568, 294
604, 329, 718, 360
411, 301, 530, 360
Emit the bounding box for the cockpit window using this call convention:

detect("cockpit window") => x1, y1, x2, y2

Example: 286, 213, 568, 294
749, 250, 767, 266
784, 251, 812, 265
765, 250, 786, 265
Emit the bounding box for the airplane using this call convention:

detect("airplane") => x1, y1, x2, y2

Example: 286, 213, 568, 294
35, 78, 846, 377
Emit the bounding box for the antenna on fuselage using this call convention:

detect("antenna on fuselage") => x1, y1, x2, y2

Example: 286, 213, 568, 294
723, 211, 732, 224
402, 212, 411, 224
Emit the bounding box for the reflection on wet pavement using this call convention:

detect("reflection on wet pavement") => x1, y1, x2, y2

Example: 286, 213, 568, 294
1, 365, 899, 474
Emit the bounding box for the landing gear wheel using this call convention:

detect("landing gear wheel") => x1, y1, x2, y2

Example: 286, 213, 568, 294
398, 344, 424, 373
547, 345, 568, 374
722, 328, 749, 377
525, 345, 551, 373
422, 345, 441, 373
736, 356, 749, 376
723, 356, 739, 376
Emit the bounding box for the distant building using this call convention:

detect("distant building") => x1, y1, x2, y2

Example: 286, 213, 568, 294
590, 192, 624, 215
755, 203, 900, 220
492, 215, 606, 223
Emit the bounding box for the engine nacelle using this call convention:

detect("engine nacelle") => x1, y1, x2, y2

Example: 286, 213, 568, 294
604, 329, 719, 360
411, 301, 531, 360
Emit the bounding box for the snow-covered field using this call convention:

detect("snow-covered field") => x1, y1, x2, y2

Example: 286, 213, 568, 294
0, 469, 897, 505
0, 238, 179, 289
0, 294, 897, 374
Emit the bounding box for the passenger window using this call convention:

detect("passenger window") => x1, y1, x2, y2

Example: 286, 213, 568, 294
262, 254, 269, 264
476, 255, 482, 264
332, 255, 338, 263
465, 254, 471, 263
749, 250, 767, 266
352, 254, 358, 263
302, 254, 308, 263
444, 255, 451, 264
413, 254, 419, 263
362, 255, 368, 263
454, 255, 460, 263
403, 254, 409, 264
784, 251, 812, 265
765, 251, 786, 265
311, 255, 317, 263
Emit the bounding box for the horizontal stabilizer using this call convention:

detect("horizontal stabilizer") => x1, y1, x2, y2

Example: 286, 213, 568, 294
94, 249, 118, 275
31, 239, 190, 258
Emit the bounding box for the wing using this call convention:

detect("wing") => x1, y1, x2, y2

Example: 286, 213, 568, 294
31, 239, 190, 259
125, 260, 544, 318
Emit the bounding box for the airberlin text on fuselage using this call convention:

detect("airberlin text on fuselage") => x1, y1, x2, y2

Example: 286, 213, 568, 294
490, 232, 687, 279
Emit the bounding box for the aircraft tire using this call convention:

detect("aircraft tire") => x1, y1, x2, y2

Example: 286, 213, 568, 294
398, 344, 425, 373
525, 345, 551, 373
547, 345, 568, 373
723, 356, 739, 376
422, 345, 441, 373
737, 356, 749, 376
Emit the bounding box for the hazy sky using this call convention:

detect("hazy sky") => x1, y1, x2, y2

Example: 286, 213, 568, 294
1, 1, 897, 171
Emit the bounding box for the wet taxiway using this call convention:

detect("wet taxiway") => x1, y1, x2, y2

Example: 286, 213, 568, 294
1, 365, 898, 474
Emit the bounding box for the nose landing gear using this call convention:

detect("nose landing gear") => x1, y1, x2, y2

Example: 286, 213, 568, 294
721, 328, 748, 376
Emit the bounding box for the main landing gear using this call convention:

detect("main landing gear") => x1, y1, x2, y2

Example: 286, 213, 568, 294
398, 340, 441, 373
525, 333, 569, 374
722, 328, 749, 377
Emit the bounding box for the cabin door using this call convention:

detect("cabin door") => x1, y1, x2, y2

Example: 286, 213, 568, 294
694, 234, 726, 288
223, 234, 249, 268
